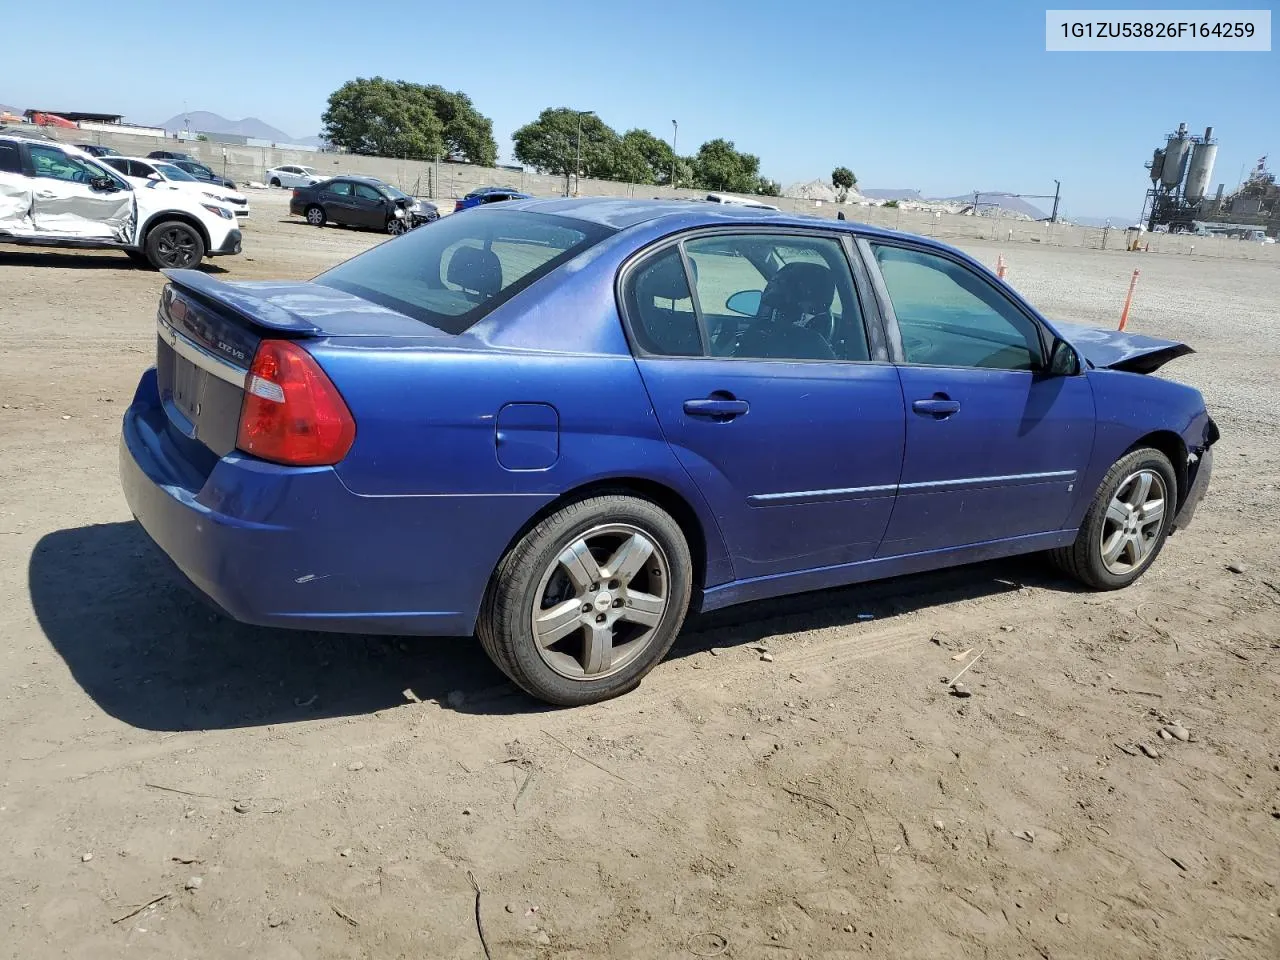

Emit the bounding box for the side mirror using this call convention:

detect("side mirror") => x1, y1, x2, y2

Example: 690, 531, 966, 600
89, 176, 118, 193
725, 289, 762, 316
146, 172, 162, 182
1046, 337, 1081, 376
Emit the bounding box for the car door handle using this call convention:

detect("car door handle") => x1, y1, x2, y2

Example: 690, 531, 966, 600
684, 398, 749, 419
912, 397, 961, 417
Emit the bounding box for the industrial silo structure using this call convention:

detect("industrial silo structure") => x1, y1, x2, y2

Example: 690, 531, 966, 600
1149, 148, 1165, 183
1184, 127, 1218, 203
1162, 123, 1192, 189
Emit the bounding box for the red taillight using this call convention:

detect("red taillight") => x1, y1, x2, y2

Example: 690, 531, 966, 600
236, 340, 355, 466
454, 199, 463, 212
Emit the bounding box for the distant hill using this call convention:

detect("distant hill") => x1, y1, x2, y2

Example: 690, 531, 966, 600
157, 111, 302, 143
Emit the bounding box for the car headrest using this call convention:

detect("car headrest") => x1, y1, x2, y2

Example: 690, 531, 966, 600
759, 261, 834, 318
447, 246, 502, 298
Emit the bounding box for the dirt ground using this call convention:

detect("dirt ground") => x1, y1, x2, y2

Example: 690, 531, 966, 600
1, 192, 1277, 960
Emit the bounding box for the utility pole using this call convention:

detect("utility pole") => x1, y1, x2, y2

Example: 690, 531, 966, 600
1051, 179, 1061, 222
671, 120, 678, 190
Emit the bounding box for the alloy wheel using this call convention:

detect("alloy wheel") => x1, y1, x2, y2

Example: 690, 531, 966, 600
155, 227, 198, 268
306, 207, 324, 226
531, 524, 671, 681
1099, 469, 1167, 575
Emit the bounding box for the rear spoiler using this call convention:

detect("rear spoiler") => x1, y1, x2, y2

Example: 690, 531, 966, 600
163, 269, 323, 336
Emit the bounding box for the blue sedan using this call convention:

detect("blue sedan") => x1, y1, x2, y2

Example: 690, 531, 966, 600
120, 198, 1217, 705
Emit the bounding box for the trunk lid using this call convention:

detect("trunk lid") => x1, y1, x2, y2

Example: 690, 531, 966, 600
1054, 320, 1193, 374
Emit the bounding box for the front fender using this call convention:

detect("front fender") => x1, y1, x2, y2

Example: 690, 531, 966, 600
1067, 369, 1214, 530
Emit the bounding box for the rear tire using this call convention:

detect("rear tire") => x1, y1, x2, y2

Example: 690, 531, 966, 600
305, 205, 326, 226
1050, 446, 1177, 590
143, 220, 205, 270
478, 495, 693, 706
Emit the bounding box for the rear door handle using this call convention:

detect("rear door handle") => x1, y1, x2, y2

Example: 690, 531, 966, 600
684, 398, 749, 419
912, 398, 961, 417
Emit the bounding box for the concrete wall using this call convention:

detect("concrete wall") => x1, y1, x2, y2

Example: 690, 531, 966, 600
53, 126, 1280, 263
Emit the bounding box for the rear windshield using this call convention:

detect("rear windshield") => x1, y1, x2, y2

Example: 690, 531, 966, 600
315, 209, 614, 334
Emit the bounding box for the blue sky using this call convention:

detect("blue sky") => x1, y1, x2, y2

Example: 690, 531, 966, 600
3, 0, 1274, 217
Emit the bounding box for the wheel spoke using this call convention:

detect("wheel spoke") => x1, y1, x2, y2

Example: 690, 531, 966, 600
1106, 501, 1129, 527
602, 533, 654, 585
1126, 472, 1152, 508
557, 539, 601, 592
1102, 529, 1128, 564
620, 590, 665, 628
534, 599, 584, 648
1138, 498, 1165, 528
1120, 535, 1141, 566
583, 623, 613, 675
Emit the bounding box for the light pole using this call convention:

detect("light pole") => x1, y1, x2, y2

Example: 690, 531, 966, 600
574, 110, 595, 197
671, 120, 678, 190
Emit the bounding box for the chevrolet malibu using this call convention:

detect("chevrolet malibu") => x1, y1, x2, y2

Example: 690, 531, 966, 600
119, 199, 1217, 705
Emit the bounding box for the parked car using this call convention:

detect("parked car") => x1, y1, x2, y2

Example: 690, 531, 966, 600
0, 135, 241, 269
454, 185, 533, 212
266, 164, 323, 188
119, 198, 1216, 706
100, 156, 250, 219
77, 143, 121, 158
146, 153, 236, 189
290, 175, 437, 233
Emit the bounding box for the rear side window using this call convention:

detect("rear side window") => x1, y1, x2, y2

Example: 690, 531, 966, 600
0, 142, 23, 174
624, 248, 702, 356
316, 208, 614, 334
325, 180, 352, 197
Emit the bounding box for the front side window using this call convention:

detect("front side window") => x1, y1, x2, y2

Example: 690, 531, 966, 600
353, 183, 382, 201
684, 234, 869, 362
28, 145, 101, 184
316, 208, 613, 334
872, 244, 1044, 370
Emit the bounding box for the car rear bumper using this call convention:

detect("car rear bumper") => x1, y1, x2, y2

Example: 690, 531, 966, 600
119, 368, 551, 636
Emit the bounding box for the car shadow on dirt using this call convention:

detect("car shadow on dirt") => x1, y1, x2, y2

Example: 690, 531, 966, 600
30, 520, 1084, 731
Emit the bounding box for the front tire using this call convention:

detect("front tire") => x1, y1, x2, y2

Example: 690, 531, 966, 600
269, 177, 281, 187
386, 217, 408, 236
1050, 446, 1177, 589
144, 221, 205, 270
478, 495, 693, 706
305, 205, 326, 226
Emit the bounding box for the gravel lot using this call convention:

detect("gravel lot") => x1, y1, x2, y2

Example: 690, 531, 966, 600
2, 191, 1277, 960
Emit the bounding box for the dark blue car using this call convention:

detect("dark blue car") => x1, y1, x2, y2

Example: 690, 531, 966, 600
120, 198, 1216, 705
453, 185, 533, 212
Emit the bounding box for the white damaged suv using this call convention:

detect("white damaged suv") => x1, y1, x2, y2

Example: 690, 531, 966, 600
0, 135, 242, 269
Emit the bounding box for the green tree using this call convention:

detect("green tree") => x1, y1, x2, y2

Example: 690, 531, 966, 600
322, 78, 445, 159
513, 108, 620, 178
691, 138, 762, 193
832, 165, 856, 202
616, 129, 677, 185
756, 177, 782, 197
419, 85, 497, 165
